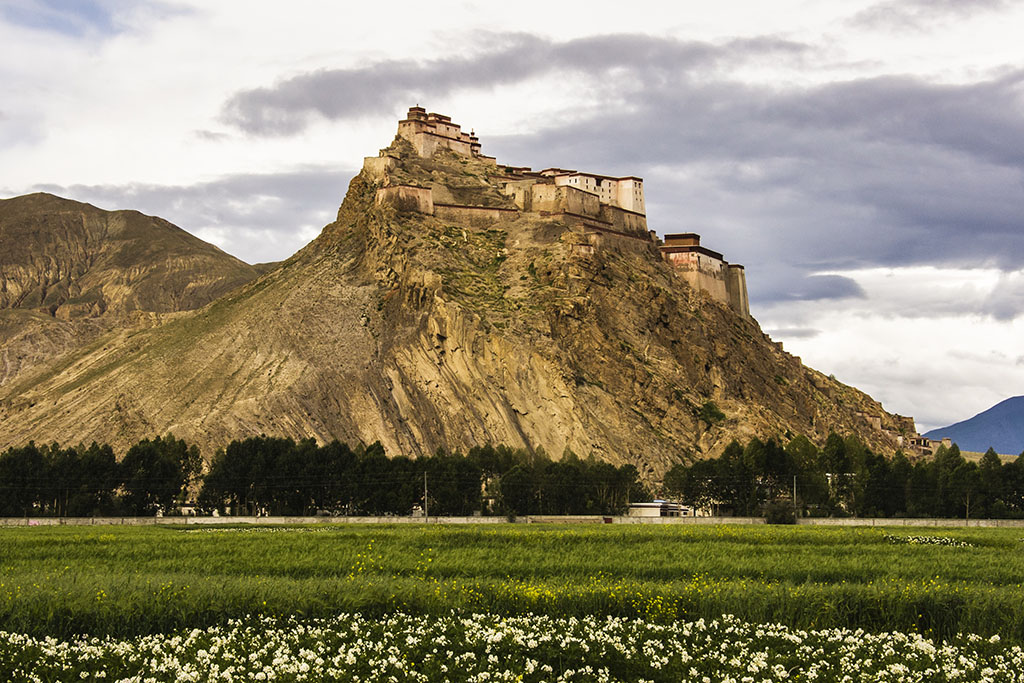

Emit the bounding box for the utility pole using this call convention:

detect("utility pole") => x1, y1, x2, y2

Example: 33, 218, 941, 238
793, 475, 798, 517
423, 471, 429, 522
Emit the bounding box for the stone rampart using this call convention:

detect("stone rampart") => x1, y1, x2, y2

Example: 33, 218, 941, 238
375, 185, 434, 214
725, 264, 750, 318
434, 203, 519, 226
599, 204, 648, 236
529, 185, 601, 218
362, 155, 398, 181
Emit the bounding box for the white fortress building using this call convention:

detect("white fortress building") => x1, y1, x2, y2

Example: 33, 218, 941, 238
538, 168, 646, 215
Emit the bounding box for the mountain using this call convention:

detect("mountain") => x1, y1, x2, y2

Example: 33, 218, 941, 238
924, 396, 1024, 455
0, 117, 912, 474
0, 193, 264, 387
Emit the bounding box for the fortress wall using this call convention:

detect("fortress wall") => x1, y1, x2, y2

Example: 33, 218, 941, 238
503, 180, 540, 211
397, 120, 426, 145
530, 185, 601, 217
681, 270, 728, 302
434, 203, 518, 226
563, 186, 601, 217
375, 185, 434, 214
600, 205, 648, 235
397, 120, 475, 158
530, 184, 563, 213
725, 264, 750, 318
664, 251, 729, 303
362, 155, 397, 181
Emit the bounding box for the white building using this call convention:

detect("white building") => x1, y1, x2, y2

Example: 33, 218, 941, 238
539, 168, 646, 215
627, 500, 689, 517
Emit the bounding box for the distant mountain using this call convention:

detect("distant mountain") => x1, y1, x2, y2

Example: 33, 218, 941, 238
0, 192, 264, 387
924, 396, 1024, 455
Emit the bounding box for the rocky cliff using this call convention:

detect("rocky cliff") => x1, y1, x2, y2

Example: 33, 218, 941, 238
0, 143, 912, 476
0, 193, 264, 387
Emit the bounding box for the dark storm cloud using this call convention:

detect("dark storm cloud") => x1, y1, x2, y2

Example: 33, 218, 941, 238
221, 33, 810, 135
31, 167, 354, 264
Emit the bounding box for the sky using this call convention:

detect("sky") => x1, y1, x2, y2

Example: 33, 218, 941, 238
1, 0, 1022, 434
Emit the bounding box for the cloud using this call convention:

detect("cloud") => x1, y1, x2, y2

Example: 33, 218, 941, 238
762, 327, 821, 339
760, 266, 1024, 323
850, 0, 1012, 31
30, 167, 353, 264
480, 62, 1024, 298
983, 270, 1024, 321
757, 272, 1024, 431
789, 274, 866, 301
221, 33, 811, 135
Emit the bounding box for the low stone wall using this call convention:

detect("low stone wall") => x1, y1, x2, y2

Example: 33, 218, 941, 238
0, 515, 762, 527
2, 515, 1021, 527
796, 517, 1024, 528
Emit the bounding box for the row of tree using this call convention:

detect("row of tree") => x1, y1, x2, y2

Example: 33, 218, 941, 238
0, 436, 200, 517
664, 434, 1024, 519
201, 438, 647, 516
4, 432, 1022, 519
0, 437, 647, 517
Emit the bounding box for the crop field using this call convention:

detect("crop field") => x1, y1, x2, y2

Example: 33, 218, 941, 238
1, 523, 1023, 681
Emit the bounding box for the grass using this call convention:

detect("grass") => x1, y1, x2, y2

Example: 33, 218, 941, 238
1, 524, 1022, 641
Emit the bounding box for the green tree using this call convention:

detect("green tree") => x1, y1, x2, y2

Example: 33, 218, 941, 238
0, 443, 47, 516
977, 448, 1004, 517
499, 464, 539, 516
120, 435, 200, 515
66, 443, 120, 516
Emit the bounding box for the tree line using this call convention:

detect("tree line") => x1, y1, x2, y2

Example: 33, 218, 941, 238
4, 431, 1022, 519
0, 436, 200, 517
664, 434, 1024, 519
0, 436, 646, 518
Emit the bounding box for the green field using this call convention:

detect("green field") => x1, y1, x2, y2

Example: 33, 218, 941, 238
2, 523, 1023, 643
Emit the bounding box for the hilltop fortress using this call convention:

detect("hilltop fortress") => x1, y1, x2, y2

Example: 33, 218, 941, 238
367, 107, 751, 318
364, 108, 938, 454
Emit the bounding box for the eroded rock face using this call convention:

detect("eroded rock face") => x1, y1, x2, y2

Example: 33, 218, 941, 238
0, 148, 911, 475
0, 193, 265, 388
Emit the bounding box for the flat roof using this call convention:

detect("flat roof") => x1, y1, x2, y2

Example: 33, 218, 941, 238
660, 245, 725, 261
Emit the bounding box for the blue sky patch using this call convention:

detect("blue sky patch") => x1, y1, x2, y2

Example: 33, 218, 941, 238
1, 0, 117, 37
